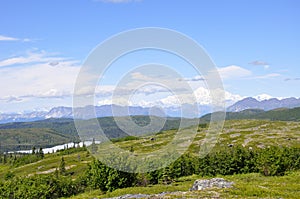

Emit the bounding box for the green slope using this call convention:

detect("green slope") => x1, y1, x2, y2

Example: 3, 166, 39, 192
0, 128, 78, 153
0, 119, 299, 199
201, 107, 300, 122
72, 172, 300, 199
0, 148, 93, 180
0, 116, 183, 152
1, 106, 300, 153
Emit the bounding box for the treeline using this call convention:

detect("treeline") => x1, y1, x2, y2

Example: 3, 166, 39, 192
85, 146, 300, 192
0, 144, 86, 167
0, 147, 44, 167
0, 146, 299, 198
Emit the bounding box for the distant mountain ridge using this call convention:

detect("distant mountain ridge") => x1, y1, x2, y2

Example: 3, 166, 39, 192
201, 107, 300, 122
227, 97, 300, 112
0, 104, 212, 124
0, 105, 164, 124
1, 97, 300, 124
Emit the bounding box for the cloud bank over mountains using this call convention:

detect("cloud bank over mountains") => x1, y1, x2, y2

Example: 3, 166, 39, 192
0, 47, 295, 113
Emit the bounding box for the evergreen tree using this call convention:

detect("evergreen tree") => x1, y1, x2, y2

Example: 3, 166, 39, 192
32, 146, 36, 154
38, 147, 44, 158
59, 157, 66, 175
91, 138, 98, 154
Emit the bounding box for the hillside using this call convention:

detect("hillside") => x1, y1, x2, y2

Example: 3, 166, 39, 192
2, 107, 300, 153
201, 107, 300, 122
0, 116, 183, 152
0, 119, 299, 199
0, 128, 77, 153
103, 119, 300, 156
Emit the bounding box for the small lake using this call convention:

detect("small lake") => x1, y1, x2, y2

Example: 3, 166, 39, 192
9, 140, 101, 154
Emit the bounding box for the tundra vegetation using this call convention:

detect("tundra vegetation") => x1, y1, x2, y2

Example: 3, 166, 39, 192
0, 119, 299, 198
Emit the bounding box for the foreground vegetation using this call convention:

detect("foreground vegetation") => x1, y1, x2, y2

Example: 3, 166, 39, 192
1, 145, 299, 198
72, 171, 300, 199
0, 119, 299, 198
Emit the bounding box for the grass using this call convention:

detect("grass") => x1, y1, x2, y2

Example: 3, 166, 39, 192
1, 119, 300, 198
225, 172, 300, 198
70, 171, 300, 199
95, 120, 300, 156
0, 149, 93, 180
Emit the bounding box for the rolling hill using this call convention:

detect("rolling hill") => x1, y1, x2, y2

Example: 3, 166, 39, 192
201, 107, 300, 122
0, 118, 299, 199
0, 116, 184, 152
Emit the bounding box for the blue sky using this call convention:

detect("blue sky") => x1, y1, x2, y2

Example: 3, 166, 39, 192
0, 0, 299, 113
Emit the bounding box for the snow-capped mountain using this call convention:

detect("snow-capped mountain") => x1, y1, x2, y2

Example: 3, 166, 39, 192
0, 105, 168, 124
0, 111, 47, 124
0, 104, 213, 124
45, 106, 73, 119
227, 97, 300, 112
1, 97, 300, 124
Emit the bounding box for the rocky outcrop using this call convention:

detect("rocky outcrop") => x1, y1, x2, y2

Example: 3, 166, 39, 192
101, 178, 234, 199
101, 192, 169, 199
190, 178, 234, 191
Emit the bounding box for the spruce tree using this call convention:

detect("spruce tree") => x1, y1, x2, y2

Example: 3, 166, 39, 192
59, 157, 66, 175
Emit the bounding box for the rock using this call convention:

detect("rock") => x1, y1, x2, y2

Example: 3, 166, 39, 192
102, 194, 149, 199
101, 179, 234, 199
190, 178, 234, 191
102, 192, 170, 199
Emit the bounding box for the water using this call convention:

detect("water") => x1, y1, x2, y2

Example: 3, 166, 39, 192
10, 140, 101, 154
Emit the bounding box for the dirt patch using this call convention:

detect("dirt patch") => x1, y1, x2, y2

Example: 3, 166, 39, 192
28, 165, 76, 176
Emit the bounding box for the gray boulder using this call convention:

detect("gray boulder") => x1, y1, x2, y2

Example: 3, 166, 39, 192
190, 178, 234, 191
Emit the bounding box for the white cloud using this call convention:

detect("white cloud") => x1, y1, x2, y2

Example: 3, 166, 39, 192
253, 73, 280, 79
193, 87, 242, 106
0, 51, 80, 101
155, 87, 241, 107
0, 51, 69, 68
22, 38, 32, 42
218, 65, 252, 79
97, 85, 242, 109
178, 75, 205, 82
216, 65, 279, 80
94, 67, 243, 109
0, 95, 23, 103
0, 35, 19, 41
0, 35, 32, 42
253, 94, 273, 101
130, 72, 151, 81
0, 62, 80, 98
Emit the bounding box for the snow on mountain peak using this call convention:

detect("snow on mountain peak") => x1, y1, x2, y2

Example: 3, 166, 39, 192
253, 94, 273, 101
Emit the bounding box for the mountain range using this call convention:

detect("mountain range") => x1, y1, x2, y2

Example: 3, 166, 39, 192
0, 104, 211, 124
0, 105, 162, 124
227, 97, 300, 112
0, 97, 300, 124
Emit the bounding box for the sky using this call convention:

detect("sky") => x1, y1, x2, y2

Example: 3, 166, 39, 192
0, 0, 299, 113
